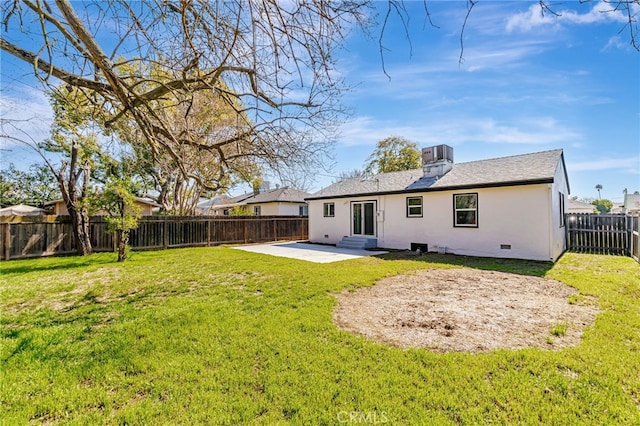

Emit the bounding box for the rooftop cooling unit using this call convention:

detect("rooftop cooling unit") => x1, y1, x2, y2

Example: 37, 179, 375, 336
422, 144, 454, 164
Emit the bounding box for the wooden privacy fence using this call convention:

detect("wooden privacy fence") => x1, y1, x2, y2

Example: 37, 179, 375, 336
0, 215, 308, 260
565, 213, 639, 261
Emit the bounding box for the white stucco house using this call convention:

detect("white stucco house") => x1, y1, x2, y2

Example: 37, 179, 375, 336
0, 204, 48, 217
568, 199, 595, 214
44, 198, 161, 216
196, 193, 252, 215
306, 146, 570, 262
242, 187, 310, 216
623, 192, 640, 214
203, 187, 310, 216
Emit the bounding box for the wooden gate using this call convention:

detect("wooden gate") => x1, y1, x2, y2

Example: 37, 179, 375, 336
565, 213, 633, 257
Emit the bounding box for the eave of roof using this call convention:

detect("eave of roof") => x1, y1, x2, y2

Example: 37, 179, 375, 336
244, 200, 307, 205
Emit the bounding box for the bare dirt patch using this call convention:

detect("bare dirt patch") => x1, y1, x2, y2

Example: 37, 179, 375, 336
333, 268, 600, 353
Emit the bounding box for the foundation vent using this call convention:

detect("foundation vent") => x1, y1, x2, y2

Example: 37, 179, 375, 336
411, 243, 428, 253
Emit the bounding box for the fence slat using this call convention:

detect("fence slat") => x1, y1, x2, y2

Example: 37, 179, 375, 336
0, 215, 308, 260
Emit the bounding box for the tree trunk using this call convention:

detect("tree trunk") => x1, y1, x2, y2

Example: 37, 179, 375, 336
116, 229, 129, 262
68, 204, 92, 256
116, 206, 129, 262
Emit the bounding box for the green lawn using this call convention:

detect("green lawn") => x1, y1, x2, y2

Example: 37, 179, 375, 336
1, 248, 639, 425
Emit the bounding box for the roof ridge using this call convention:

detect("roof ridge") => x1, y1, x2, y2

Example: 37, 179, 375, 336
345, 168, 421, 182
455, 148, 563, 166
340, 149, 563, 181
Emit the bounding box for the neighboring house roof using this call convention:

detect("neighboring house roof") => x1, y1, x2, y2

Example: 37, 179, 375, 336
197, 196, 231, 211
0, 204, 47, 216
229, 192, 256, 204
307, 149, 567, 200
610, 203, 624, 214
199, 188, 310, 212
624, 193, 640, 212
568, 199, 595, 213
199, 192, 256, 211
134, 197, 162, 208
244, 187, 310, 205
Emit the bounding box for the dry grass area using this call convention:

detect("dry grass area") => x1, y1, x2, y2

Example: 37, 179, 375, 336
333, 267, 600, 353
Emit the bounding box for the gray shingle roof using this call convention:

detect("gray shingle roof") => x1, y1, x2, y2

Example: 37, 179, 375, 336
307, 149, 565, 200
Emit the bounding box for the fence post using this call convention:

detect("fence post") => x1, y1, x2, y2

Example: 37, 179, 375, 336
1, 223, 10, 260
244, 220, 248, 244
273, 219, 277, 242
163, 216, 168, 249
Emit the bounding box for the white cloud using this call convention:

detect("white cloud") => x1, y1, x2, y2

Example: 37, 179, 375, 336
603, 36, 630, 51
338, 115, 582, 147
569, 156, 640, 174
0, 88, 52, 149
506, 4, 560, 33
461, 41, 548, 72
506, 1, 628, 33
337, 116, 420, 147
477, 117, 582, 144
0, 87, 51, 120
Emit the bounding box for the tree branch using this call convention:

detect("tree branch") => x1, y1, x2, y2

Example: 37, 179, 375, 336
0, 38, 111, 93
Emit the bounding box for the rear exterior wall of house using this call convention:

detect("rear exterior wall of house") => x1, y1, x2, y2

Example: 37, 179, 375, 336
309, 183, 566, 261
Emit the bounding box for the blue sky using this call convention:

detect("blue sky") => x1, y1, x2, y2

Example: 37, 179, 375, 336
323, 0, 639, 203
1, 1, 638, 202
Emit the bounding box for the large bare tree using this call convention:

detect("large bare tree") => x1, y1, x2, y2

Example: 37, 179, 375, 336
2, 1, 636, 192
1, 0, 370, 190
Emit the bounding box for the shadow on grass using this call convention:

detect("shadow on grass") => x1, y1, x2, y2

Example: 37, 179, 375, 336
0, 254, 116, 276
375, 250, 553, 277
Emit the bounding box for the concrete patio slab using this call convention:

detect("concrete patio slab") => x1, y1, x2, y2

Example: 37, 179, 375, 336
232, 241, 388, 263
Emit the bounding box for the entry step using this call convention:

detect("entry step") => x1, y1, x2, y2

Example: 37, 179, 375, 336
336, 236, 378, 250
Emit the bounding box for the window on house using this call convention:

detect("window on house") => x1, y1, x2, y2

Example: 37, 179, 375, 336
323, 202, 335, 217
559, 192, 565, 227
253, 206, 261, 216
453, 193, 478, 227
299, 205, 308, 216
406, 196, 423, 217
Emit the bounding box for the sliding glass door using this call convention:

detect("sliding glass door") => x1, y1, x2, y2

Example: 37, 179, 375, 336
352, 201, 376, 236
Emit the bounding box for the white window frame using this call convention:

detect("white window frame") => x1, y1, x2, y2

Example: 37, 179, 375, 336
406, 196, 423, 218
453, 193, 478, 227
323, 202, 335, 217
